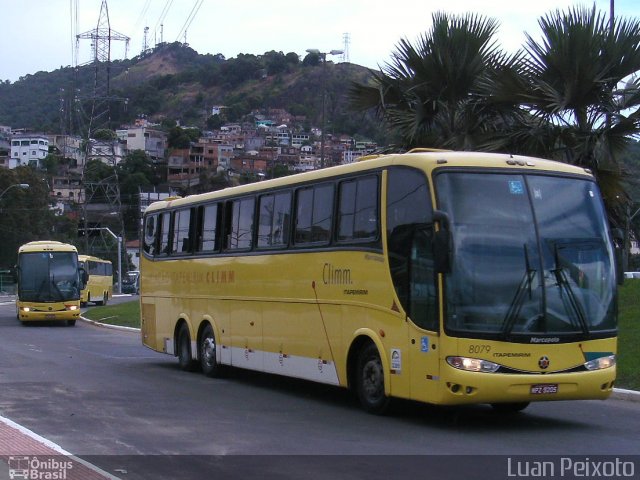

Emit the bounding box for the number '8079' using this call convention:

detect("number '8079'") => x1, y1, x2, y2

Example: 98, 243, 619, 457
468, 344, 491, 354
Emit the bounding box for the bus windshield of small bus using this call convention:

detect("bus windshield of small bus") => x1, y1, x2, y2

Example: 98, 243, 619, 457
435, 172, 617, 340
18, 252, 81, 302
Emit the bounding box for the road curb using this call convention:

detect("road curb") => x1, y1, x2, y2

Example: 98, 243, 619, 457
611, 387, 640, 403
79, 316, 140, 333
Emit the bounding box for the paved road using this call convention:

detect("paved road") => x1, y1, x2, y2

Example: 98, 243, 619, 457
1, 297, 639, 478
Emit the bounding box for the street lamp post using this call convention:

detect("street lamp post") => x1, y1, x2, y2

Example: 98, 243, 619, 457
84, 226, 122, 294
306, 48, 343, 169
625, 203, 640, 271
0, 183, 29, 200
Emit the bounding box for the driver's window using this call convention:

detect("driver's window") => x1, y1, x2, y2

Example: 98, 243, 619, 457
386, 167, 437, 330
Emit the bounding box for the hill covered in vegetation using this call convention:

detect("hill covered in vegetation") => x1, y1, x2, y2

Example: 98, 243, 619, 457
0, 42, 389, 143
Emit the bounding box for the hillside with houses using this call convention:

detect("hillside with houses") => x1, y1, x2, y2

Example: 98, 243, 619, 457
0, 42, 396, 254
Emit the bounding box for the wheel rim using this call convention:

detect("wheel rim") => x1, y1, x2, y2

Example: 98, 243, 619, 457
362, 357, 384, 401
202, 336, 216, 368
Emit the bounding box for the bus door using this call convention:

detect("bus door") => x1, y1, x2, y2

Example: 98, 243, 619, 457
386, 166, 440, 401
405, 227, 441, 402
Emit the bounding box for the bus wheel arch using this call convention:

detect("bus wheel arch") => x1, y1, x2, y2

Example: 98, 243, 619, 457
347, 334, 391, 414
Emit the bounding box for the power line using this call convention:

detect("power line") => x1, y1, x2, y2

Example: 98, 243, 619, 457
175, 0, 204, 43
134, 0, 152, 31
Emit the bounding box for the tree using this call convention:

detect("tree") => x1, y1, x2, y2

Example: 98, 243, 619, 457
93, 129, 118, 141
83, 159, 114, 184
0, 167, 72, 267
348, 12, 522, 150
500, 6, 640, 225
167, 126, 194, 149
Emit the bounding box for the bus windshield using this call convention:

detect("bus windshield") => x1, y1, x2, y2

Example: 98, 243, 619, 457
435, 172, 617, 341
18, 252, 81, 302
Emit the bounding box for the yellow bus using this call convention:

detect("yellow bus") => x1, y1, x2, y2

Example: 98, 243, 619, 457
16, 241, 87, 326
78, 255, 113, 306
140, 150, 618, 413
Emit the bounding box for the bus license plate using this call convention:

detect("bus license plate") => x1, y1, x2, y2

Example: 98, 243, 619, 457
45, 314, 56, 319
530, 384, 558, 395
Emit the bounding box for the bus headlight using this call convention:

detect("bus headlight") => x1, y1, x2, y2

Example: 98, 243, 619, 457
584, 355, 616, 371
21, 307, 30, 312
447, 356, 500, 373
66, 305, 78, 311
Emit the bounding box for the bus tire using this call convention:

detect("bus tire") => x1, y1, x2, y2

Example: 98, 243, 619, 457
491, 402, 530, 413
356, 343, 390, 414
67, 320, 76, 326
102, 292, 108, 306
177, 324, 196, 372
199, 324, 223, 378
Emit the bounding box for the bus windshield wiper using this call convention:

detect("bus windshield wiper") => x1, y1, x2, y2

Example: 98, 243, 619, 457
501, 244, 537, 338
552, 244, 590, 335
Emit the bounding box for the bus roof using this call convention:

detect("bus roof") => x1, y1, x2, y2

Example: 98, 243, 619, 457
19, 241, 78, 254
144, 150, 594, 214
78, 254, 112, 264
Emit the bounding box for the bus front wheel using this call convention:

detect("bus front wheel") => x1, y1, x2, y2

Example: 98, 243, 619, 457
199, 324, 223, 378
356, 343, 390, 414
177, 324, 196, 372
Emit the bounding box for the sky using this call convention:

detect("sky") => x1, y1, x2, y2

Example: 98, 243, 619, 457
0, 0, 637, 83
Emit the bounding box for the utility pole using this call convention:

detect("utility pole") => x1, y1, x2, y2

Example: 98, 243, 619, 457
75, 0, 129, 272
305, 49, 343, 169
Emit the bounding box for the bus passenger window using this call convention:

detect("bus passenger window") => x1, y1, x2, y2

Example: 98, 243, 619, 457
159, 212, 171, 255
338, 175, 378, 242
144, 214, 160, 256
228, 198, 255, 250
295, 184, 334, 245
199, 204, 220, 252
172, 209, 192, 254
258, 192, 291, 248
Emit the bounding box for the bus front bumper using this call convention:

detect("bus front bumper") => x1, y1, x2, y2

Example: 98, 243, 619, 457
437, 366, 616, 405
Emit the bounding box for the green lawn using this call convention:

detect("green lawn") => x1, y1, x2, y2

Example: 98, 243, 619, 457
82, 300, 140, 328
616, 280, 640, 391
84, 283, 639, 389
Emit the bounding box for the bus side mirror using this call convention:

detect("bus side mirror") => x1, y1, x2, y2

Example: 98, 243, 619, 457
79, 268, 89, 288
10, 266, 18, 283
611, 228, 625, 286
433, 210, 452, 274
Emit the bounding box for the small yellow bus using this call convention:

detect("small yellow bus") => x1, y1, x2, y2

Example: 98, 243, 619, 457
140, 150, 618, 413
78, 255, 113, 306
16, 241, 87, 326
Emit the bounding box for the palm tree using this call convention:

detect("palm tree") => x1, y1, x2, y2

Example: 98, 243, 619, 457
349, 11, 523, 151
505, 6, 640, 223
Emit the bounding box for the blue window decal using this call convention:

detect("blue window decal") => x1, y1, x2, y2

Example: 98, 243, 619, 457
508, 180, 524, 195
421, 337, 429, 353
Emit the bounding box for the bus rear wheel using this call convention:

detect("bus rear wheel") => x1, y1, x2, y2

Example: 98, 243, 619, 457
199, 324, 223, 378
491, 402, 530, 413
177, 324, 196, 372
356, 343, 390, 414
